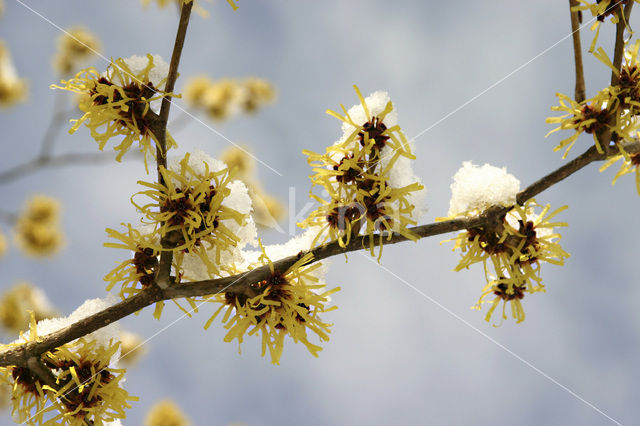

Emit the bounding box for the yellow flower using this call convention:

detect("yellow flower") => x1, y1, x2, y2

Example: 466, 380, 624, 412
134, 152, 250, 277
183, 75, 213, 109
118, 331, 147, 367
445, 199, 569, 324
1, 313, 137, 425
546, 90, 638, 158
220, 145, 255, 179
0, 282, 57, 334
14, 195, 64, 257
0, 360, 48, 425
611, 40, 640, 112
104, 223, 159, 298
0, 378, 11, 411
0, 40, 27, 108
103, 223, 191, 320
571, 0, 630, 52
301, 86, 425, 258
42, 339, 136, 425
205, 247, 339, 364
53, 27, 101, 75
476, 279, 532, 325
599, 151, 640, 194
52, 54, 178, 170
145, 400, 191, 426
239, 77, 276, 112
21, 194, 61, 224
227, 0, 239, 11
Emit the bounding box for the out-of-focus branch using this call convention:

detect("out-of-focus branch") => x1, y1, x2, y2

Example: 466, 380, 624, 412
569, 0, 586, 102
0, 151, 142, 186
38, 89, 68, 159
2, 139, 639, 368
0, 209, 18, 224
0, 80, 136, 187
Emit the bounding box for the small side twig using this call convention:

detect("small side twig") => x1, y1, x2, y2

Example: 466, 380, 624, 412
610, 1, 634, 86
599, 1, 634, 155
569, 0, 586, 102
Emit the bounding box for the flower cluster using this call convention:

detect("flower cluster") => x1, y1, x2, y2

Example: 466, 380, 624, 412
452, 200, 569, 324
205, 246, 339, 364
545, 90, 632, 158
105, 151, 256, 318
0, 40, 27, 108
0, 298, 136, 425
183, 75, 275, 121
53, 54, 177, 170
134, 151, 254, 275
14, 195, 64, 257
571, 0, 638, 52
442, 163, 568, 324
548, 40, 640, 192
301, 86, 425, 258
52, 27, 101, 75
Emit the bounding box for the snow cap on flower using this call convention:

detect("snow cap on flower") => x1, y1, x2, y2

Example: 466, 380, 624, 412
167, 149, 256, 245
448, 161, 520, 217
104, 54, 169, 91
339, 91, 398, 139
167, 149, 227, 182
381, 139, 427, 222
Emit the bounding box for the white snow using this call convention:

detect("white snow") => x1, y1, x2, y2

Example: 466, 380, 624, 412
341, 90, 398, 137
448, 162, 520, 217
102, 54, 169, 89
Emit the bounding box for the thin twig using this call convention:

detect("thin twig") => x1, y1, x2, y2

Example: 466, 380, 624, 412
1, 139, 638, 368
610, 1, 634, 86
598, 1, 634, 154
569, 0, 586, 102
153, 1, 194, 290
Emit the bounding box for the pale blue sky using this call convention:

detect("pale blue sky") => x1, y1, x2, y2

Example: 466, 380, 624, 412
0, 1, 639, 425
